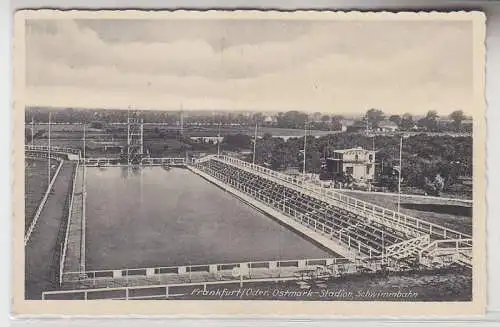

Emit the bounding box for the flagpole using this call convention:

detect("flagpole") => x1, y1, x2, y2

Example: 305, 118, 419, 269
48, 113, 51, 186
81, 123, 87, 273
31, 116, 34, 144
397, 136, 402, 214
217, 122, 221, 157
303, 120, 307, 179
253, 123, 257, 165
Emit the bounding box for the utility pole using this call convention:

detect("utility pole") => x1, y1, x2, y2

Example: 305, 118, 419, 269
397, 136, 402, 214
217, 122, 221, 157
303, 120, 307, 179
252, 123, 257, 165
31, 116, 34, 144
140, 118, 144, 157
81, 122, 87, 272
127, 109, 131, 166
48, 113, 51, 186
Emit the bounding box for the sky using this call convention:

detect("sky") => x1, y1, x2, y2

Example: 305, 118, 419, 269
25, 18, 474, 115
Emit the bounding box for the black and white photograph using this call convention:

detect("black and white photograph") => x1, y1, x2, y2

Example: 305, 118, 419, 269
13, 10, 486, 315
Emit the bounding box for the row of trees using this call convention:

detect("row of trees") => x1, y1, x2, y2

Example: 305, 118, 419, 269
365, 108, 471, 132
26, 107, 471, 134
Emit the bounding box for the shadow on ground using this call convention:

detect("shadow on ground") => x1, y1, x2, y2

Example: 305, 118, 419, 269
401, 203, 472, 217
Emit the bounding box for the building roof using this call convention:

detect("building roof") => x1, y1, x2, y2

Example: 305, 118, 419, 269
333, 147, 374, 153
378, 120, 398, 128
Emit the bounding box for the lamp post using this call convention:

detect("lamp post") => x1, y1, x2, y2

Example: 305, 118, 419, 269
217, 122, 221, 157
48, 113, 51, 186
31, 116, 34, 144
397, 136, 402, 214
253, 123, 257, 165
303, 120, 307, 180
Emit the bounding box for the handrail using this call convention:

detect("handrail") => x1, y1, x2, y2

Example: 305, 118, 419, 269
62, 256, 348, 279
25, 144, 81, 156
24, 159, 64, 246
385, 235, 431, 259
418, 238, 473, 267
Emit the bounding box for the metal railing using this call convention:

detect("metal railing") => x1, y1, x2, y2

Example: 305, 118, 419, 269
81, 157, 187, 167
24, 159, 64, 246
25, 145, 81, 156
418, 238, 473, 267
385, 235, 431, 260
141, 157, 186, 166
62, 256, 351, 284
42, 277, 301, 300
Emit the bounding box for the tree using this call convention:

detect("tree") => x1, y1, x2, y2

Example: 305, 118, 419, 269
321, 115, 331, 123
400, 113, 414, 130
365, 109, 385, 129
423, 174, 445, 196
276, 111, 308, 129
223, 134, 252, 150
426, 110, 439, 121
312, 112, 323, 122
449, 110, 466, 130
418, 110, 439, 131
388, 115, 402, 126
251, 112, 265, 125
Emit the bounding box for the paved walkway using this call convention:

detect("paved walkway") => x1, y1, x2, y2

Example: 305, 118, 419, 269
24, 161, 75, 299
63, 166, 84, 276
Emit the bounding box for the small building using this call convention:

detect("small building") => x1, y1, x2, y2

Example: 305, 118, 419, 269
339, 119, 355, 132
264, 115, 277, 125
326, 147, 376, 182
344, 120, 366, 133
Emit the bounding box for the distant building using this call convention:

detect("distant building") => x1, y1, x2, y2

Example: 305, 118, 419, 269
340, 119, 356, 132
264, 115, 277, 124
326, 147, 376, 182
377, 120, 398, 133
345, 120, 366, 133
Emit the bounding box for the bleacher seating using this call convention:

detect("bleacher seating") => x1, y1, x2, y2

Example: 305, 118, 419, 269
196, 159, 411, 258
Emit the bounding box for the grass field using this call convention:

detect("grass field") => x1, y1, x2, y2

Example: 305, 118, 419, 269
340, 191, 472, 235
24, 158, 59, 233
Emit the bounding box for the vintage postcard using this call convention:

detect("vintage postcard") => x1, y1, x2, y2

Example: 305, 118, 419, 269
12, 10, 486, 316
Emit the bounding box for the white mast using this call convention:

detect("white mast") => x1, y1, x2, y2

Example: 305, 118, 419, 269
397, 136, 402, 214
217, 122, 221, 157
140, 118, 144, 157
31, 116, 34, 144
127, 109, 131, 166
48, 113, 51, 185
81, 122, 86, 272
252, 123, 258, 165
303, 120, 307, 179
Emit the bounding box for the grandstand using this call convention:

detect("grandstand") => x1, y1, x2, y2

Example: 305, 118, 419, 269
193, 155, 472, 267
